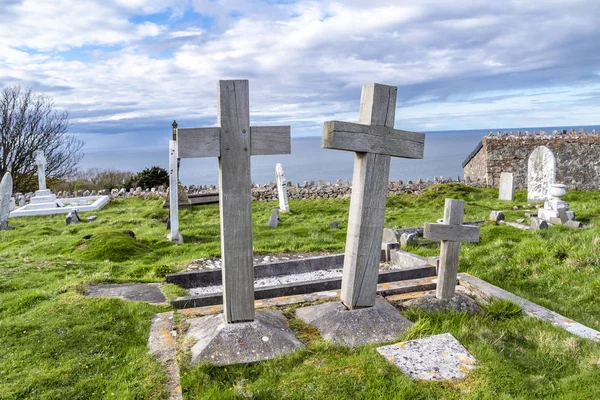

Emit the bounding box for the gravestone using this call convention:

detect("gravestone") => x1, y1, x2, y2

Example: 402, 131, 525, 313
498, 172, 514, 201
177, 80, 301, 365
527, 146, 555, 202
423, 199, 480, 300
34, 150, 47, 190
167, 140, 183, 244
275, 163, 290, 213
0, 172, 14, 230
297, 83, 424, 346
267, 209, 280, 227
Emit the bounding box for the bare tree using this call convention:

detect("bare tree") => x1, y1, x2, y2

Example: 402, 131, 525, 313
0, 85, 84, 192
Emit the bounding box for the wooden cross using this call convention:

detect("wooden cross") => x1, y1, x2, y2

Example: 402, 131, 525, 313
423, 199, 480, 300
177, 80, 291, 323
322, 83, 425, 309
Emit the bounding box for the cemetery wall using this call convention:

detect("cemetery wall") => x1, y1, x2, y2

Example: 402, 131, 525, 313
463, 129, 600, 190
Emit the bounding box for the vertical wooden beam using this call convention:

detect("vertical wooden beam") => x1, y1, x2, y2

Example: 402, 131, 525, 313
217, 80, 255, 323
168, 140, 182, 244
436, 199, 464, 300
341, 84, 397, 309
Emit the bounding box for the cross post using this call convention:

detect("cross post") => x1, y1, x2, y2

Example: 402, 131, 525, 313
177, 80, 291, 323
423, 199, 480, 300
322, 83, 425, 309
34, 150, 47, 191
167, 140, 183, 244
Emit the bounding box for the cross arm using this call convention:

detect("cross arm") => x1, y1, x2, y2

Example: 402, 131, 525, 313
250, 126, 291, 155
178, 127, 221, 158
423, 223, 480, 242
322, 120, 425, 158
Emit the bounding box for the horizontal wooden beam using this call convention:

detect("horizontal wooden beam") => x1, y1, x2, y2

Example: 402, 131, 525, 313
322, 120, 425, 159
250, 126, 291, 155
178, 127, 221, 158
423, 223, 480, 242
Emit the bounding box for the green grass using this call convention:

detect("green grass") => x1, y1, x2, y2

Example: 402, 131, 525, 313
1, 184, 599, 399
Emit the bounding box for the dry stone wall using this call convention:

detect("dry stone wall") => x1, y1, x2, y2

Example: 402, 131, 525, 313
464, 129, 600, 190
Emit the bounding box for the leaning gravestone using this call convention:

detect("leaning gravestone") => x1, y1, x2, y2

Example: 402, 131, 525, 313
296, 83, 424, 346
498, 172, 514, 201
176, 80, 302, 365
527, 146, 555, 202
0, 172, 14, 230
275, 163, 290, 213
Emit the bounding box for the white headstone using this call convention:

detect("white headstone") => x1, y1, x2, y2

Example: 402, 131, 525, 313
498, 172, 514, 201
527, 146, 555, 202
34, 150, 47, 191
0, 172, 13, 230
167, 140, 183, 244
275, 163, 290, 213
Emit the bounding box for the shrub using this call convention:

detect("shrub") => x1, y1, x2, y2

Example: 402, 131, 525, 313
126, 166, 169, 190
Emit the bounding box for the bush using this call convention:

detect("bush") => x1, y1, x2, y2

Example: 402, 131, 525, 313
126, 166, 169, 190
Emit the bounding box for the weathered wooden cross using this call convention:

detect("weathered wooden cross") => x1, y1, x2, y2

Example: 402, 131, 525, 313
322, 83, 425, 309
177, 80, 291, 323
167, 140, 183, 244
423, 199, 480, 300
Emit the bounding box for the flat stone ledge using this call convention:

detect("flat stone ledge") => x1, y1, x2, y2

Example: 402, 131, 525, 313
187, 310, 304, 366
87, 283, 166, 304
403, 293, 481, 314
296, 297, 412, 347
377, 333, 476, 380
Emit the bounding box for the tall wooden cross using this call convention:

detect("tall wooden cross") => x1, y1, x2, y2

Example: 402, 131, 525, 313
423, 199, 480, 300
322, 83, 425, 309
177, 80, 291, 323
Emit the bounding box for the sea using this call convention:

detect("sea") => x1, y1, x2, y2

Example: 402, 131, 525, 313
80, 125, 600, 186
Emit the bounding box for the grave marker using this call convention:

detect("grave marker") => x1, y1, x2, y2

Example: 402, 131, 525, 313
322, 83, 425, 308
527, 146, 555, 202
34, 150, 47, 191
0, 172, 13, 230
498, 172, 514, 201
424, 199, 480, 300
275, 163, 290, 212
167, 140, 183, 243
176, 80, 291, 323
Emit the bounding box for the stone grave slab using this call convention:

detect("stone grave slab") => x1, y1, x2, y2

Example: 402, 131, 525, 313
296, 298, 412, 347
527, 146, 556, 202
87, 283, 166, 304
376, 333, 476, 380
498, 172, 514, 201
187, 310, 304, 365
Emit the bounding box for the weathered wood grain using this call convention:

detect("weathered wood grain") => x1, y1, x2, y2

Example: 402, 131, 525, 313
423, 223, 480, 242
340, 83, 397, 309
217, 80, 255, 323
322, 121, 424, 159
250, 126, 291, 155
178, 127, 221, 158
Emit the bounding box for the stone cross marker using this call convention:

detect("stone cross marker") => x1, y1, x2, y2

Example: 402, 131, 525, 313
423, 199, 480, 300
322, 83, 425, 309
177, 80, 291, 323
527, 146, 555, 202
34, 150, 47, 191
498, 172, 514, 201
0, 171, 13, 230
275, 163, 290, 213
167, 140, 183, 244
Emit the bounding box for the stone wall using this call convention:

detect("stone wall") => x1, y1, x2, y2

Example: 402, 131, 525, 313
463, 129, 600, 190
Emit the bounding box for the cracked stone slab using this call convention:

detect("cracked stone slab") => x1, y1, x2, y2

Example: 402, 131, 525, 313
296, 297, 413, 347
187, 310, 304, 365
377, 333, 476, 380
87, 283, 166, 304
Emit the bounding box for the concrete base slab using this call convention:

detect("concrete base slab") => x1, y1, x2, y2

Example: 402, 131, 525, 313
10, 195, 110, 217
87, 283, 166, 304
403, 293, 481, 314
296, 298, 412, 347
377, 333, 476, 380
187, 310, 304, 365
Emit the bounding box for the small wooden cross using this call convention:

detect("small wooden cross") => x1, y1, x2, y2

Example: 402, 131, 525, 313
176, 80, 290, 323
423, 199, 480, 300
322, 83, 425, 309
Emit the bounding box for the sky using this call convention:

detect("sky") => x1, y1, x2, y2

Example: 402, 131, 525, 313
1, 0, 599, 156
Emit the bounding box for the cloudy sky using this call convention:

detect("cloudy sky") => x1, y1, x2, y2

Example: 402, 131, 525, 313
1, 0, 599, 156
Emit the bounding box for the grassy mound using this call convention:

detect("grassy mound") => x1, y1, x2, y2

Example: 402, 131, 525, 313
73, 229, 148, 262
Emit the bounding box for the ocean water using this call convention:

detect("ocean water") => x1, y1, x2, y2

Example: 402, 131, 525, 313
80, 125, 599, 186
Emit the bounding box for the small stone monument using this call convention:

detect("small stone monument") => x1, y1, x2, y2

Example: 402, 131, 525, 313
267, 209, 280, 227
527, 146, 556, 202
28, 150, 59, 209
35, 150, 47, 191
423, 199, 480, 300
297, 83, 424, 346
498, 172, 514, 201
167, 140, 183, 244
0, 172, 14, 230
176, 80, 302, 365
275, 163, 290, 213
537, 183, 576, 224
